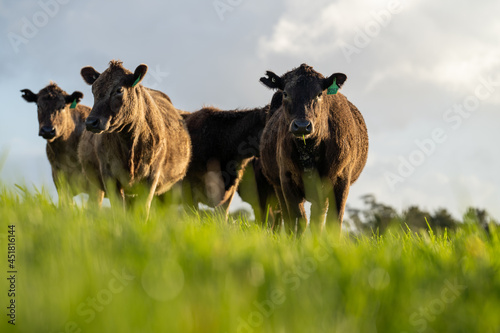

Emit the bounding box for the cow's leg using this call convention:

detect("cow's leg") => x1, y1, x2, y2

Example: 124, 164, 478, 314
88, 188, 105, 209
53, 169, 72, 207
144, 171, 161, 221
102, 175, 125, 211
216, 188, 236, 221
272, 185, 287, 233
327, 175, 350, 232
256, 190, 268, 227
84, 175, 105, 209
181, 179, 199, 215
257, 176, 278, 229
310, 197, 328, 234
303, 171, 328, 233
81, 155, 106, 208
280, 177, 306, 235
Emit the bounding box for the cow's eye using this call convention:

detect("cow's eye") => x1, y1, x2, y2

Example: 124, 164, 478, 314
317, 92, 322, 98
116, 87, 124, 94
283, 92, 288, 99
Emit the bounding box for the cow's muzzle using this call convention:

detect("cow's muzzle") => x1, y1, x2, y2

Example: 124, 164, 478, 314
39, 126, 56, 139
85, 117, 102, 133
290, 119, 313, 137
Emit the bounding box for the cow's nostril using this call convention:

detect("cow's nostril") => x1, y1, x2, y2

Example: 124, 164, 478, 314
85, 117, 99, 129
305, 122, 312, 133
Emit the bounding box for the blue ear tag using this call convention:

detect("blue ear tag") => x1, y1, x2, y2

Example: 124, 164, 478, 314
70, 99, 77, 109
132, 75, 141, 87
327, 78, 339, 95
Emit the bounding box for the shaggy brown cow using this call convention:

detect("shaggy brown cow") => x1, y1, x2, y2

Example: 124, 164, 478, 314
20, 83, 99, 204
79, 60, 191, 216
259, 64, 368, 234
181, 91, 282, 220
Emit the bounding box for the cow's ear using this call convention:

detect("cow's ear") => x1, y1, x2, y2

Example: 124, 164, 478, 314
260, 71, 284, 90
65, 91, 84, 105
323, 73, 347, 91
81, 66, 100, 85
21, 89, 38, 103
128, 64, 148, 87
270, 91, 283, 113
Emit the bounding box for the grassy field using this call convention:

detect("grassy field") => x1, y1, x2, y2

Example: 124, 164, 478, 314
1, 183, 500, 333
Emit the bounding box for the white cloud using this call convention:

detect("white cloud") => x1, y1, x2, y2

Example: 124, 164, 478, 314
257, 0, 419, 60
258, 0, 500, 96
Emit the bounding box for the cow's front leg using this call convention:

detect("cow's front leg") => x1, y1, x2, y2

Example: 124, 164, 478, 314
145, 171, 161, 221
280, 173, 306, 235
100, 163, 125, 211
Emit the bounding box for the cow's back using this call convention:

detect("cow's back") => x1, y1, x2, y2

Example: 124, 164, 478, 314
345, 99, 368, 183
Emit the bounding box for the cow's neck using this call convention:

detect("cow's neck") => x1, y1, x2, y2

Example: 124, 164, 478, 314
117, 91, 164, 180
58, 109, 78, 141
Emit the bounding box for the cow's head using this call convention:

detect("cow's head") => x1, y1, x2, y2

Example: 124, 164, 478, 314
21, 83, 83, 142
260, 64, 346, 139
80, 60, 148, 134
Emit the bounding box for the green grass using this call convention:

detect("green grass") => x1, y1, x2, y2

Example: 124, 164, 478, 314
1, 184, 500, 333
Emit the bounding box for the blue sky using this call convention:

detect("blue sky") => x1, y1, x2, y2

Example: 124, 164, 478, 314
1, 0, 499, 219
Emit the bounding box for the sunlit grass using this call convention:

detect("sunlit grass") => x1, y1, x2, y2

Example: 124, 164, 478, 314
1, 182, 499, 333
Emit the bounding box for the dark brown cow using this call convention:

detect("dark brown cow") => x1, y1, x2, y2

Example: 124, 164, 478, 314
79, 60, 191, 216
259, 64, 368, 234
181, 106, 269, 218
20, 83, 99, 205
181, 91, 282, 220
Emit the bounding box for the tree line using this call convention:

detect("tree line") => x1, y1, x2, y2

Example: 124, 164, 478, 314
345, 194, 497, 234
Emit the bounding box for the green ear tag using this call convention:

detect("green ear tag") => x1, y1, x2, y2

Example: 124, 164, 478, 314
327, 78, 339, 95
70, 99, 77, 109
132, 75, 141, 87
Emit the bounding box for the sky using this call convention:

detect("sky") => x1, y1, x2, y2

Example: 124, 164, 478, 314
1, 0, 499, 219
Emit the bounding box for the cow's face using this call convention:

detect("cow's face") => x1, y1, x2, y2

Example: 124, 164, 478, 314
21, 85, 83, 142
81, 61, 147, 134
260, 64, 346, 139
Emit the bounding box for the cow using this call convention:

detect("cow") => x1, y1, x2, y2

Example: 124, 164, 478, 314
181, 91, 282, 221
79, 60, 191, 217
181, 106, 270, 219
20, 83, 101, 205
259, 64, 369, 235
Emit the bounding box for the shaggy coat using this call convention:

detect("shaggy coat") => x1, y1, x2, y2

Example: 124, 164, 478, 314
21, 83, 97, 204
79, 60, 191, 215
260, 64, 368, 234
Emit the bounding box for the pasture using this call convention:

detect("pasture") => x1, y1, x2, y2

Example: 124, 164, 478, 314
1, 181, 499, 333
